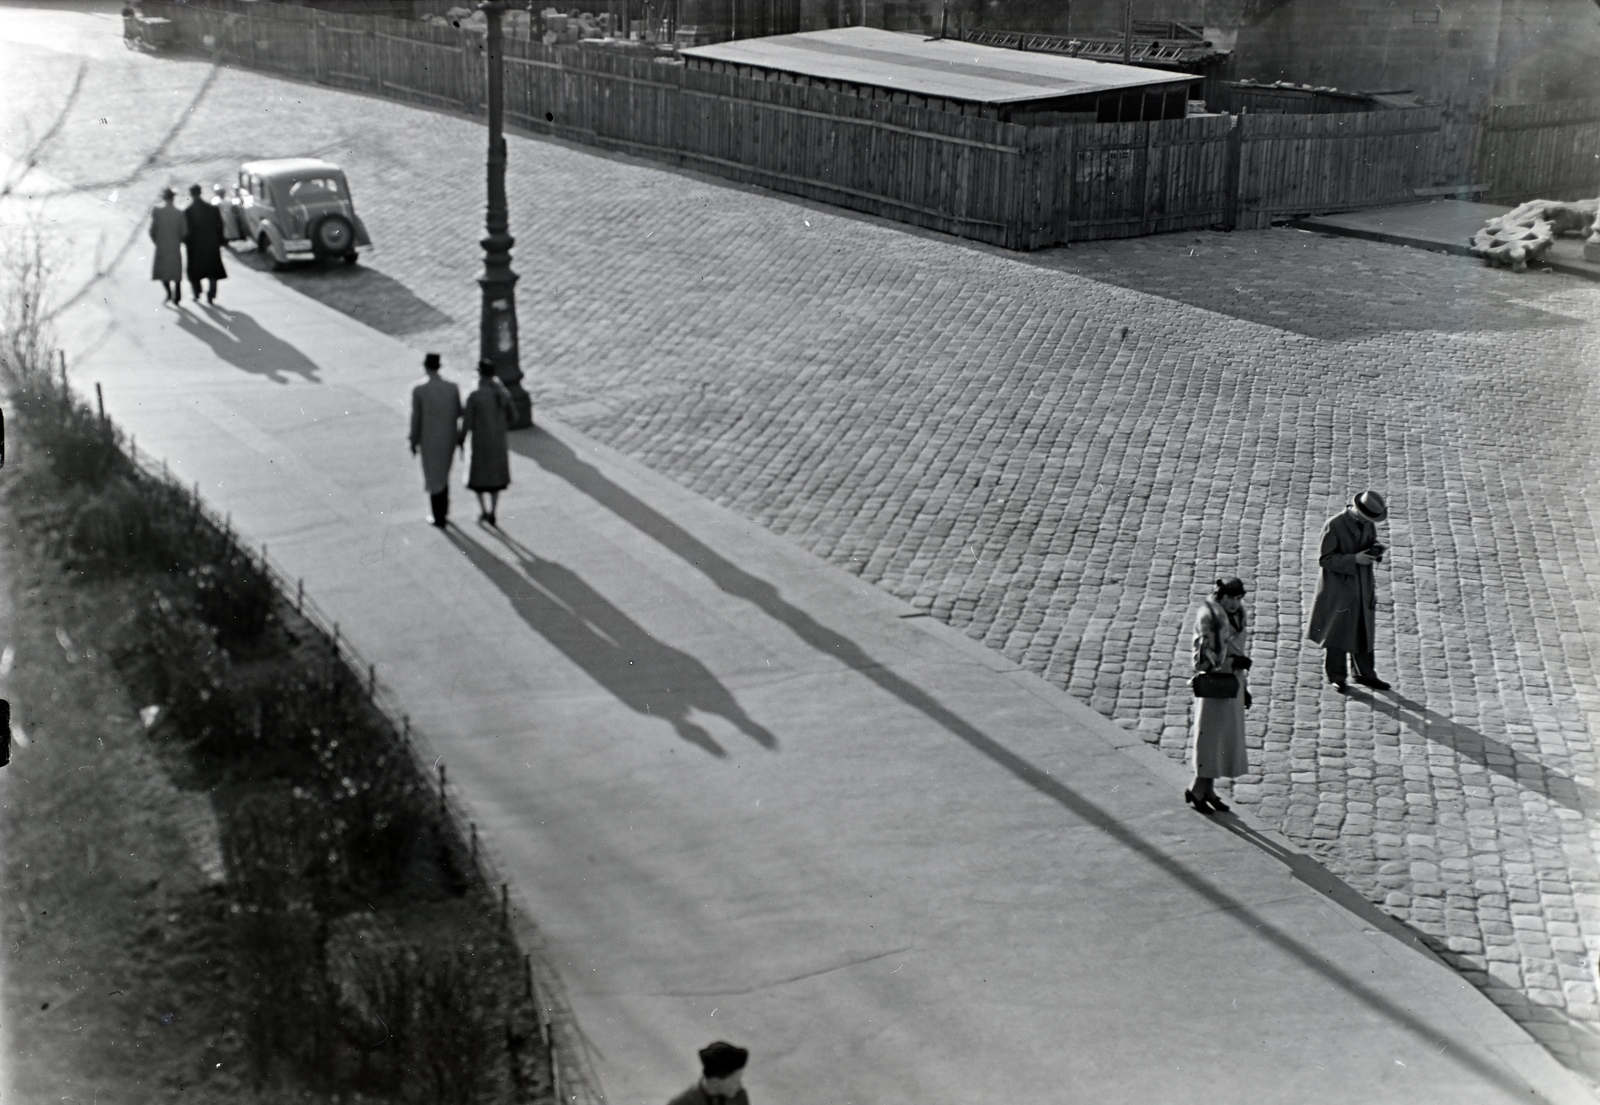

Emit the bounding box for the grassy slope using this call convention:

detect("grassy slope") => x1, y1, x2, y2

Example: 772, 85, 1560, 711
0, 458, 261, 1102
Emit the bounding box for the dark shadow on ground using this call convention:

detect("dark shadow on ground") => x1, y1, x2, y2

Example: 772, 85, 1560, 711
444, 523, 777, 758
1017, 230, 1584, 341
507, 424, 1542, 1096
228, 244, 453, 337
1216, 816, 1447, 964
174, 303, 320, 383
1354, 689, 1594, 813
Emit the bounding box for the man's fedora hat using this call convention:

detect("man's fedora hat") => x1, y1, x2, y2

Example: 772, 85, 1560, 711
1215, 577, 1247, 597
699, 1041, 749, 1079
1353, 490, 1388, 521
424, 352, 441, 370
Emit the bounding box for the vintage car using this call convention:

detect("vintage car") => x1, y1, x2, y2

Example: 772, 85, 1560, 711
223, 159, 371, 268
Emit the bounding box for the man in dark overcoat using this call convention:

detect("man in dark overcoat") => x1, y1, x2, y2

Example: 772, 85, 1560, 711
1307, 489, 1391, 692
183, 183, 228, 304
667, 1041, 750, 1105
410, 353, 462, 528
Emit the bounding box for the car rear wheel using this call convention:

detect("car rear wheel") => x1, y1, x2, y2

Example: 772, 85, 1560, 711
260, 233, 286, 272
312, 215, 354, 259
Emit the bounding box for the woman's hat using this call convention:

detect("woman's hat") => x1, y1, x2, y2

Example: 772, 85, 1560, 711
699, 1041, 748, 1079
1353, 490, 1388, 521
423, 352, 441, 370
1214, 577, 1247, 597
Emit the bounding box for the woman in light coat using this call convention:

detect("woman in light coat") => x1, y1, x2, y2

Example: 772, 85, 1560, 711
459, 359, 516, 526
1187, 577, 1251, 813
148, 187, 186, 304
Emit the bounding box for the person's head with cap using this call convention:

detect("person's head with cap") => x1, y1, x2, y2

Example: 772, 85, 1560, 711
1213, 576, 1247, 612
188, 183, 203, 199
1349, 490, 1387, 523
160, 186, 176, 203
478, 358, 498, 379
423, 352, 441, 373
698, 1040, 748, 1097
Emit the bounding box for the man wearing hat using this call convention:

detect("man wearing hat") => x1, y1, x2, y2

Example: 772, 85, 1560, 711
667, 1041, 750, 1105
409, 353, 462, 528
1307, 490, 1391, 692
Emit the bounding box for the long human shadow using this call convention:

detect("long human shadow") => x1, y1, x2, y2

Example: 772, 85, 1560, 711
1217, 816, 1447, 962
1352, 689, 1593, 813
444, 525, 778, 759
172, 303, 321, 384
510, 426, 1543, 1096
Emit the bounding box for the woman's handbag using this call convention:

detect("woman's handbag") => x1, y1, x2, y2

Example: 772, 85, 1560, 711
1191, 672, 1240, 699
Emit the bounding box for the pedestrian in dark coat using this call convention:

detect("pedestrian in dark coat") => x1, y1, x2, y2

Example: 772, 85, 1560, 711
1307, 490, 1391, 692
1186, 577, 1251, 814
667, 1041, 750, 1105
410, 352, 462, 528
149, 187, 186, 304
182, 183, 228, 304
459, 360, 515, 526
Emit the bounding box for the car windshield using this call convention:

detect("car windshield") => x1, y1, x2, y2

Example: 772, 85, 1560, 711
287, 177, 341, 199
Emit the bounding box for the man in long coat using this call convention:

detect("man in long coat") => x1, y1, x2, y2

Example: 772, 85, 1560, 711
149, 187, 186, 304
667, 1041, 751, 1105
1307, 489, 1391, 692
183, 183, 228, 304
409, 353, 462, 528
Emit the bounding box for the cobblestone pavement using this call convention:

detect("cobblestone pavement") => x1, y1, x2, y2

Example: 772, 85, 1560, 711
5, 11, 1600, 1083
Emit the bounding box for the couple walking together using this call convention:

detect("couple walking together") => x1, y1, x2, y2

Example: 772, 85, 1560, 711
148, 184, 228, 305
409, 353, 517, 528
1186, 489, 1391, 814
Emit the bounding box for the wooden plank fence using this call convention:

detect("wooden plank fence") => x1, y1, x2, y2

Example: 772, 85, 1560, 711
1474, 98, 1600, 204
143, 0, 1598, 251
1234, 109, 1447, 229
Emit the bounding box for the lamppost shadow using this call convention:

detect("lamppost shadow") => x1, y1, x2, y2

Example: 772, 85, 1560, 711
500, 425, 1554, 1097
1351, 688, 1593, 813
444, 523, 778, 759
172, 302, 321, 384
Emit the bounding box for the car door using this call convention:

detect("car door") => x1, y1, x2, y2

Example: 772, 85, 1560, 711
253, 174, 279, 241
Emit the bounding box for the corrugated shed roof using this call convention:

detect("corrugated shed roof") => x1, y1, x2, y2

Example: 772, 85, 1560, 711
682, 27, 1193, 105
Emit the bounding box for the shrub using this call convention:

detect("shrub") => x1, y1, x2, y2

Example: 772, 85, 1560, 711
69, 477, 152, 563
336, 938, 509, 1105
191, 549, 275, 647
6, 357, 128, 490
140, 594, 246, 757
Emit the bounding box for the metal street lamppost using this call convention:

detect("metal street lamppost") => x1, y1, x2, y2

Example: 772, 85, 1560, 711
479, 0, 532, 428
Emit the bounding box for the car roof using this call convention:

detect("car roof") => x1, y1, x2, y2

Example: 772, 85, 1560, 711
241, 158, 346, 180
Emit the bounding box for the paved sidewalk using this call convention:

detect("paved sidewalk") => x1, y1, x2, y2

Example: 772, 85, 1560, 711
26, 177, 1594, 1105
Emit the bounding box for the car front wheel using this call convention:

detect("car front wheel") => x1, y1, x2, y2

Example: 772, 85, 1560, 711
312, 215, 354, 259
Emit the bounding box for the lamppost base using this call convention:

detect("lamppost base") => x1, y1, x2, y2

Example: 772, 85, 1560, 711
505, 382, 533, 430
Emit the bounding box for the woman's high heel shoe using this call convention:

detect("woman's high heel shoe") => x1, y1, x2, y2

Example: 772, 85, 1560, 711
1184, 789, 1213, 815
1205, 795, 1231, 813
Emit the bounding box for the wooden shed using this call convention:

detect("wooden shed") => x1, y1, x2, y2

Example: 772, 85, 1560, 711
681, 26, 1198, 122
